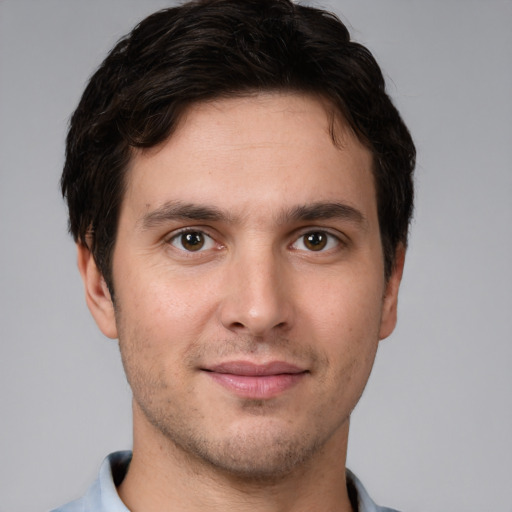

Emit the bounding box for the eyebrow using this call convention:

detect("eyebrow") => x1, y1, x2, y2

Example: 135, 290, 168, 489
139, 200, 366, 231
283, 202, 366, 226
139, 201, 231, 230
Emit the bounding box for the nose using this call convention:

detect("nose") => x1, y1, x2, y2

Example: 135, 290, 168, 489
218, 246, 293, 337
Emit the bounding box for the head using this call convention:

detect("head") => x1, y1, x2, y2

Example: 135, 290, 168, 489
63, 0, 415, 484
62, 0, 415, 295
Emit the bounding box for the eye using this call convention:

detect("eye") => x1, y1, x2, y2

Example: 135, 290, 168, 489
169, 230, 216, 252
292, 231, 340, 252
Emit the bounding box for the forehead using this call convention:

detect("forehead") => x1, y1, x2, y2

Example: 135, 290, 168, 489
122, 93, 376, 223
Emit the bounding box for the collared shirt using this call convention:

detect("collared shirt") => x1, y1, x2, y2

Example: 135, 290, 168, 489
51, 451, 400, 512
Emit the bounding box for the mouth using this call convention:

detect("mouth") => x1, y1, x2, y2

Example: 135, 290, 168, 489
202, 361, 308, 399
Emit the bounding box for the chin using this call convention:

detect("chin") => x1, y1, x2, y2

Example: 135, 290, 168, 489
169, 420, 329, 482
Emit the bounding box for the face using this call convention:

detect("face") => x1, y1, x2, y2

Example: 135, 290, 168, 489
80, 93, 403, 479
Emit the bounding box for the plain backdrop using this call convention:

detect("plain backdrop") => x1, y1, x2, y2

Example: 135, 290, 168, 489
1, 1, 511, 511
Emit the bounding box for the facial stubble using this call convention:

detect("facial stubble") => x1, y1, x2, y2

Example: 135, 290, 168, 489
117, 325, 368, 482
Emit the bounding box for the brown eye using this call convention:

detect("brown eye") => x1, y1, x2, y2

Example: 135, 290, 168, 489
181, 232, 205, 251
303, 232, 328, 251
291, 231, 340, 253
170, 231, 215, 252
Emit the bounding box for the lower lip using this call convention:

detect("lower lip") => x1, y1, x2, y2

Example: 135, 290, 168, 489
206, 372, 306, 399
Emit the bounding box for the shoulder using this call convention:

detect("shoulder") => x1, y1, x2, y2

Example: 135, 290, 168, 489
50, 451, 132, 512
50, 491, 93, 512
50, 499, 85, 512
346, 469, 402, 512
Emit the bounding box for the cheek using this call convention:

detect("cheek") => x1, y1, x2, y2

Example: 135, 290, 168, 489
298, 270, 383, 382
302, 269, 384, 338
116, 299, 192, 410
115, 270, 222, 380
121, 265, 216, 328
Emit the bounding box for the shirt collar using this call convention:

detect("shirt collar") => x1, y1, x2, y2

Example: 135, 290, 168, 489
57, 451, 395, 512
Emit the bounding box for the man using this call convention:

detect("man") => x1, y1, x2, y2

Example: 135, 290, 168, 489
54, 0, 415, 510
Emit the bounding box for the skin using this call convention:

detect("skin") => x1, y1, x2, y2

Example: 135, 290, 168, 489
78, 93, 405, 512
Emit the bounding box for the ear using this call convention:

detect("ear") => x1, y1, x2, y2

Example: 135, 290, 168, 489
379, 244, 406, 340
76, 243, 118, 339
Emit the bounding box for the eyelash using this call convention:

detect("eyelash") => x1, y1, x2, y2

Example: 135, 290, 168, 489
290, 230, 342, 253
167, 228, 343, 254
168, 229, 218, 253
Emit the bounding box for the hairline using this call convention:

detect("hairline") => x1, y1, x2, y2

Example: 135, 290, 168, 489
97, 89, 388, 296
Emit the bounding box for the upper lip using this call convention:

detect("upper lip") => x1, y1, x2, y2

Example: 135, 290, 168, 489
204, 361, 307, 376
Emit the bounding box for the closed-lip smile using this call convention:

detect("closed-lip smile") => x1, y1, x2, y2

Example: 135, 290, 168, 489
202, 360, 308, 399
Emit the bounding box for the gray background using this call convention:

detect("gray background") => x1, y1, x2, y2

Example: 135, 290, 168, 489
1, 1, 511, 511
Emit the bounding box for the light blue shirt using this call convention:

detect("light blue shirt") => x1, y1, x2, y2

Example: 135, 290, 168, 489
51, 451, 400, 512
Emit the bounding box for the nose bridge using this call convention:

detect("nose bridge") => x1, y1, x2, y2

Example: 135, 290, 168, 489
219, 238, 292, 336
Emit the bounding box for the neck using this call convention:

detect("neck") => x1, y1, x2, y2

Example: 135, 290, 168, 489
118, 405, 354, 512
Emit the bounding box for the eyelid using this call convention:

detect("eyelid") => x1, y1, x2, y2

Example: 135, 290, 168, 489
167, 227, 220, 252
290, 228, 345, 252
164, 226, 347, 254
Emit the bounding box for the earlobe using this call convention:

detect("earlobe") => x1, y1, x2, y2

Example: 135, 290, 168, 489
379, 244, 406, 340
76, 243, 118, 339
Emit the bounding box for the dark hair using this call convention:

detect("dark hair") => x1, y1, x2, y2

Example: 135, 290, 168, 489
62, 0, 415, 290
